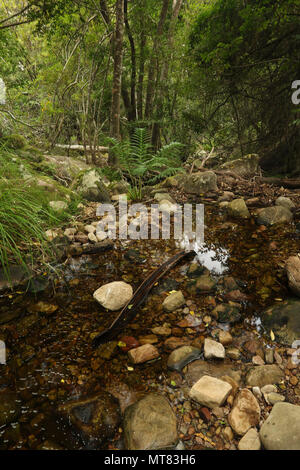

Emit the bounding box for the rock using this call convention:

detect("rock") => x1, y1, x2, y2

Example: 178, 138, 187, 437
238, 428, 261, 450
189, 376, 232, 408
218, 191, 235, 202
182, 171, 218, 195
194, 274, 216, 293
76, 169, 111, 202
204, 338, 225, 360
275, 196, 296, 211
28, 301, 58, 316
252, 355, 265, 366
64, 228, 77, 240
93, 281, 133, 311
138, 334, 159, 345
45, 229, 58, 241
111, 193, 127, 202
252, 387, 262, 400
184, 359, 242, 387
219, 330, 233, 346
223, 426, 234, 441
58, 392, 121, 446
84, 225, 96, 234
49, 200, 68, 211
265, 392, 285, 405
151, 325, 172, 336
128, 344, 159, 364
228, 389, 260, 436
261, 299, 300, 345
261, 384, 277, 395
124, 393, 178, 450
220, 154, 260, 177
286, 255, 300, 297
212, 304, 241, 325
109, 180, 130, 195
259, 402, 300, 450
0, 390, 21, 426
167, 346, 202, 372
162, 290, 185, 312
164, 337, 191, 350
227, 198, 250, 219
246, 365, 284, 388
88, 232, 97, 243
265, 349, 274, 364
226, 348, 241, 360
154, 193, 175, 203
158, 199, 178, 213
256, 206, 293, 226
187, 262, 206, 278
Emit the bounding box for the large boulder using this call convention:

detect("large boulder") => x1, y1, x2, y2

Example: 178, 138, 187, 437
286, 256, 300, 298
220, 154, 260, 177
58, 392, 121, 447
124, 393, 178, 450
261, 298, 300, 345
182, 171, 218, 195
260, 402, 300, 450
93, 281, 133, 311
76, 169, 111, 202
256, 206, 293, 226
228, 389, 260, 436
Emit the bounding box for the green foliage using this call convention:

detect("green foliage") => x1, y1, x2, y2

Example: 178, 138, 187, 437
3, 134, 27, 150
107, 128, 184, 189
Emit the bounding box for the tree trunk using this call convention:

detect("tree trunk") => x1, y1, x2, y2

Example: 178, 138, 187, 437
109, 0, 125, 165
137, 30, 146, 120
124, 0, 137, 121
144, 0, 170, 119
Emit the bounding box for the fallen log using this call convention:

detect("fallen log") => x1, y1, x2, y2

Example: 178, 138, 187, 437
55, 144, 109, 153
92, 249, 195, 347
256, 177, 300, 189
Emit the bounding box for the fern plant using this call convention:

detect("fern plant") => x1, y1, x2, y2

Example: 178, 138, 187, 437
106, 128, 184, 198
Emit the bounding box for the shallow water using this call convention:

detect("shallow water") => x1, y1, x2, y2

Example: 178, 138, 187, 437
0, 203, 299, 449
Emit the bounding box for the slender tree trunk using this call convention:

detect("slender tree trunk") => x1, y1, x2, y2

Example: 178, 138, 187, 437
109, 0, 125, 165
124, 0, 137, 121
137, 30, 146, 120
144, 0, 170, 119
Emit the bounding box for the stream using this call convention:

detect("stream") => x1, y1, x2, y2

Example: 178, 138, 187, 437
0, 202, 299, 450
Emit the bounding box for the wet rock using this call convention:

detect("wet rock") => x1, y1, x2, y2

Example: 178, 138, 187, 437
152, 325, 172, 336
189, 376, 232, 408
124, 249, 145, 264
49, 200, 68, 211
261, 298, 300, 345
97, 341, 118, 360
187, 262, 206, 278
194, 274, 217, 294
162, 290, 185, 312
182, 171, 218, 195
259, 403, 300, 450
184, 359, 242, 387
167, 346, 202, 372
119, 336, 140, 352
124, 393, 178, 450
238, 428, 261, 450
252, 355, 265, 366
212, 304, 241, 325
286, 256, 300, 297
204, 338, 225, 360
164, 337, 191, 351
218, 330, 233, 346
275, 196, 296, 211
218, 191, 235, 202
266, 392, 285, 405
228, 389, 260, 436
227, 198, 250, 219
138, 334, 158, 345
27, 301, 58, 316
256, 205, 293, 226
0, 390, 21, 426
107, 382, 142, 414
246, 365, 284, 388
226, 348, 241, 360
93, 281, 133, 311
58, 392, 121, 446
0, 265, 33, 292
265, 349, 274, 364
128, 344, 160, 364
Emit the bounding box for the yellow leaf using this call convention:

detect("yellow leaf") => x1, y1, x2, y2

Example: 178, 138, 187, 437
128, 304, 133, 310
118, 341, 126, 348
190, 310, 195, 316
270, 330, 275, 341
169, 290, 177, 294
127, 366, 134, 371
